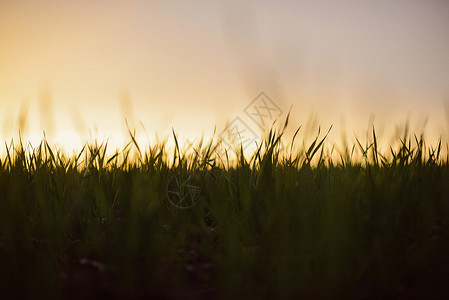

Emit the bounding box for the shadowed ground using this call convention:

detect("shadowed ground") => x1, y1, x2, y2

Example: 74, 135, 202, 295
0, 124, 448, 299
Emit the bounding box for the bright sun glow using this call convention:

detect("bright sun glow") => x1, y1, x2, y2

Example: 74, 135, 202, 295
1, 0, 449, 154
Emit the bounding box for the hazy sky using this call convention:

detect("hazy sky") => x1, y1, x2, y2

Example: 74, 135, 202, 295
1, 0, 449, 151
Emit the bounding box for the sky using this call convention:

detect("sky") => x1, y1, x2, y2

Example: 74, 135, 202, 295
1, 0, 449, 154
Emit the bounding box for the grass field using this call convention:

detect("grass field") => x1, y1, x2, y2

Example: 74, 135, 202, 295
1, 119, 448, 299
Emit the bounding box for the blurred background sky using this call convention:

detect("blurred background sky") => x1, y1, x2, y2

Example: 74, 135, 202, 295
1, 0, 449, 152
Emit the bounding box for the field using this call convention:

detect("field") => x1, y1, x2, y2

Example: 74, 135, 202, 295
1, 119, 448, 299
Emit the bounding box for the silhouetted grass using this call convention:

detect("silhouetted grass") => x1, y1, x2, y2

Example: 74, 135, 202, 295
0, 118, 448, 299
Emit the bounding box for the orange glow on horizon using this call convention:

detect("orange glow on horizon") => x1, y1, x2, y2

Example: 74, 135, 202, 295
1, 0, 448, 155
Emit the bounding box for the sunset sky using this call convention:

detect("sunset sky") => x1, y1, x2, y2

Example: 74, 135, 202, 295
1, 0, 449, 153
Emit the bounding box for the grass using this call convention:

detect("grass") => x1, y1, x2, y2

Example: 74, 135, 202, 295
0, 118, 448, 299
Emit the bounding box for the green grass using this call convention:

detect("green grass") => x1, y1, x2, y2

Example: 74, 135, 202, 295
0, 119, 448, 299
